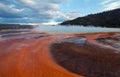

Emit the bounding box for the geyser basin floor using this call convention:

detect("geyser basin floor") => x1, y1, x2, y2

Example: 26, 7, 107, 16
0, 31, 82, 77
51, 32, 120, 77
0, 30, 120, 77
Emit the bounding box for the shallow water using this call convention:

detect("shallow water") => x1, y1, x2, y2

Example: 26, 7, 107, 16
34, 25, 120, 33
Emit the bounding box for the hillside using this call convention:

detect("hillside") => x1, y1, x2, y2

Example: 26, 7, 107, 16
61, 8, 120, 28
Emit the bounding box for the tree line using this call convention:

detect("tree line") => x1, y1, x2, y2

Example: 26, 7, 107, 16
61, 8, 120, 28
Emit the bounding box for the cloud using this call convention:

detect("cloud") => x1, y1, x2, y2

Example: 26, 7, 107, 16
101, 0, 113, 5
0, 0, 74, 23
101, 0, 120, 10
0, 3, 23, 18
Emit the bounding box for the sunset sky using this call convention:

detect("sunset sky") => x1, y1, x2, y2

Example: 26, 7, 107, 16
0, 0, 120, 24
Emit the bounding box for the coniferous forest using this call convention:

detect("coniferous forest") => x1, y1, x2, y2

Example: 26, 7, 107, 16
61, 8, 120, 28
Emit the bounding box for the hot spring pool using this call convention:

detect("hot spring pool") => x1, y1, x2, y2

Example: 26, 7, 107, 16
34, 25, 120, 33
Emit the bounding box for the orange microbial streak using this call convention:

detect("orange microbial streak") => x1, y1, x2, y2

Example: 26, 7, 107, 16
0, 33, 83, 77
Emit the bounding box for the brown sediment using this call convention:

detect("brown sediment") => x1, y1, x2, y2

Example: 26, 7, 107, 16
96, 33, 120, 51
50, 32, 120, 77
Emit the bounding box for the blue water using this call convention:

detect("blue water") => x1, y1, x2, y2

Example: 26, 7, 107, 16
34, 25, 120, 33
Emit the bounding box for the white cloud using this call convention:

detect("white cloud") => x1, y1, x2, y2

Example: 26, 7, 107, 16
0, 0, 79, 23
19, 0, 70, 20
101, 0, 120, 10
0, 3, 23, 14
19, 0, 77, 22
101, 0, 113, 5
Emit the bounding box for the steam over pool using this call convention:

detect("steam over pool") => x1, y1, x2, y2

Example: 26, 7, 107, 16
34, 25, 120, 33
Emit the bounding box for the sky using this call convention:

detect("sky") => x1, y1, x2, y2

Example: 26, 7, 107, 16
0, 0, 120, 24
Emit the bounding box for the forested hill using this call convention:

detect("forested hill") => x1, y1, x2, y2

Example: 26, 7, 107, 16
61, 8, 120, 28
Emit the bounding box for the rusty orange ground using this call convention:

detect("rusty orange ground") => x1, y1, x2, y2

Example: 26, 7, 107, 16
0, 32, 115, 77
